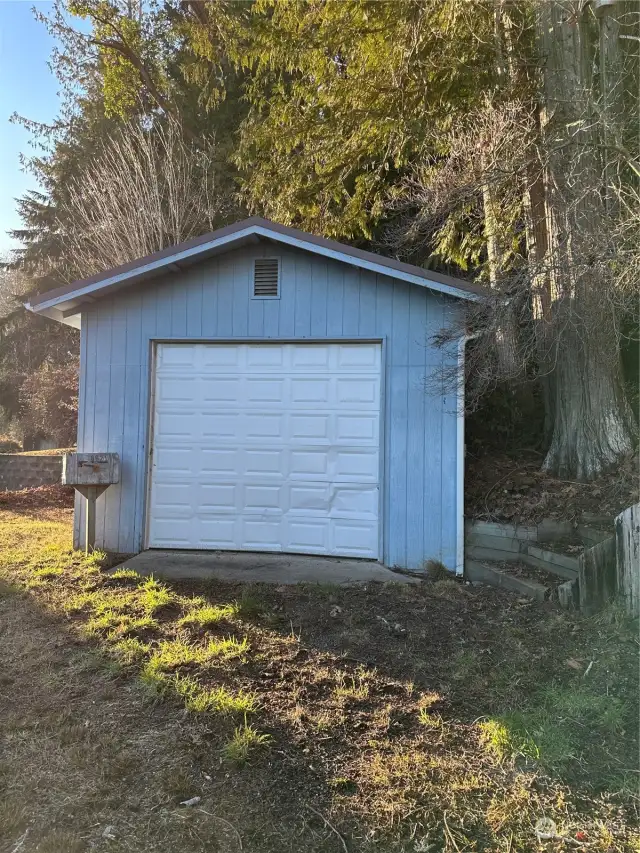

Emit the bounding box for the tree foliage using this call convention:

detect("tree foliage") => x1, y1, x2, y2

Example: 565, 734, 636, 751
4, 0, 638, 477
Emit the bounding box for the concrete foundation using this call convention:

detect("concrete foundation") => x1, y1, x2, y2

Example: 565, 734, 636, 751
115, 549, 419, 585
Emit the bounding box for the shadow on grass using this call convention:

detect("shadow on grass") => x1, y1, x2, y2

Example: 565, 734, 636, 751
0, 515, 638, 853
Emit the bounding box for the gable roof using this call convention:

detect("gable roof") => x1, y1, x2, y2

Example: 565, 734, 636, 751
25, 216, 484, 328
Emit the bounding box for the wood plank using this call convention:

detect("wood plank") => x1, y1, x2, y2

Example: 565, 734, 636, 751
405, 367, 425, 569
341, 266, 360, 337
615, 503, 640, 617
579, 537, 617, 613
310, 258, 328, 337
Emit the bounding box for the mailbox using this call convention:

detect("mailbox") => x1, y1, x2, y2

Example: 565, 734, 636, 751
62, 453, 120, 553
63, 453, 120, 487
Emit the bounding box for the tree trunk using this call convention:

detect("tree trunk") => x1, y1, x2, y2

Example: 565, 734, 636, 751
535, 0, 635, 480
481, 175, 520, 377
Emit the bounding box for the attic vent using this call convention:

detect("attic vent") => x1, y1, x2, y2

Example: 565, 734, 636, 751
253, 258, 280, 298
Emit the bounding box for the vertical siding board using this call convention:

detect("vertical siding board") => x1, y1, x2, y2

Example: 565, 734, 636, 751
170, 277, 188, 337
408, 286, 428, 367
277, 251, 295, 337
186, 268, 204, 338
92, 301, 113, 548
154, 282, 172, 338
216, 253, 234, 337
103, 298, 127, 550
118, 291, 143, 552
294, 253, 312, 337
387, 365, 409, 567
74, 316, 89, 548
247, 288, 265, 337
232, 255, 249, 337
406, 366, 426, 569
374, 275, 393, 562
387, 282, 411, 566
341, 267, 360, 337
325, 264, 344, 337
132, 286, 158, 550
439, 332, 459, 569
310, 258, 328, 337
358, 270, 376, 336
201, 260, 218, 337
423, 295, 444, 563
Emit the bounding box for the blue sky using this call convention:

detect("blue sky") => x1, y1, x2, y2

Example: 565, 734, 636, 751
0, 1, 60, 256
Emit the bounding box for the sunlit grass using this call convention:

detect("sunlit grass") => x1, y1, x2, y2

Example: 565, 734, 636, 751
178, 602, 239, 628
174, 674, 258, 715
222, 720, 270, 764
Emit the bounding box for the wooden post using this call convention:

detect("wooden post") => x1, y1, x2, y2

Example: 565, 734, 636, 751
75, 484, 108, 553
86, 486, 97, 553
615, 503, 640, 618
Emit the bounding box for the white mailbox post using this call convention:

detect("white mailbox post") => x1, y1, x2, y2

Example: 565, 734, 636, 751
62, 453, 120, 552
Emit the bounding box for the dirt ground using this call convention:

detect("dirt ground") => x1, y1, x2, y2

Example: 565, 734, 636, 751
465, 450, 638, 524
0, 495, 638, 853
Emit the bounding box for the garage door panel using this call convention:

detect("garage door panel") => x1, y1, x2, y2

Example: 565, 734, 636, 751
335, 449, 379, 480
201, 345, 240, 368
291, 345, 331, 369
247, 345, 284, 368
156, 411, 198, 439
290, 484, 328, 511
202, 377, 240, 402
154, 447, 193, 474
244, 449, 284, 475
336, 414, 378, 442
290, 449, 328, 477
201, 412, 238, 438
290, 414, 330, 440
291, 378, 329, 403
337, 377, 379, 404
159, 377, 197, 402
337, 344, 380, 369
287, 519, 329, 552
201, 448, 238, 473
242, 518, 283, 550
333, 521, 378, 556
244, 413, 283, 438
149, 342, 381, 557
200, 483, 237, 511
244, 484, 283, 510
198, 516, 238, 547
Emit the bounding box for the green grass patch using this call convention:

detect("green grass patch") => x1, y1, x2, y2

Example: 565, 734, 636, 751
174, 674, 258, 715
482, 684, 629, 777
110, 637, 150, 665
138, 577, 174, 615
178, 602, 239, 628
222, 721, 271, 764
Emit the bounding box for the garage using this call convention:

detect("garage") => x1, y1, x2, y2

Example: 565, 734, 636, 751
147, 341, 382, 557
27, 217, 482, 571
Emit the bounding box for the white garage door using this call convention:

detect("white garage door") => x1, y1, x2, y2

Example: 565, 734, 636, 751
147, 342, 381, 557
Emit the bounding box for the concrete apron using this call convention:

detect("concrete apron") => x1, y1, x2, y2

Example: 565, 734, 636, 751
115, 549, 418, 585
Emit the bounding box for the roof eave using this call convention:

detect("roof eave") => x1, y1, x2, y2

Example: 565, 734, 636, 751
26, 221, 483, 324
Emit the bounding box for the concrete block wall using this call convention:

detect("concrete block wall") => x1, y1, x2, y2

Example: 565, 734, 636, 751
0, 454, 63, 490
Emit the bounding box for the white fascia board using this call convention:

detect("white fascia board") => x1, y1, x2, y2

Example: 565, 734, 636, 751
24, 301, 81, 329
29, 224, 479, 317
27, 227, 260, 314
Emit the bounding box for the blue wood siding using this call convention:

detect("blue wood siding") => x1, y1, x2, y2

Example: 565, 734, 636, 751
76, 244, 461, 569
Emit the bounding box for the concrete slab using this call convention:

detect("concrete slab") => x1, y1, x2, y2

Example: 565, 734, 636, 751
114, 549, 419, 585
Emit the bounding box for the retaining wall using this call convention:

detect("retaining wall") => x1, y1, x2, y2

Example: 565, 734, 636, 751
0, 454, 64, 491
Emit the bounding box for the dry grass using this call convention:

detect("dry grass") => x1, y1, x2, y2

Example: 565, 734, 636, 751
0, 497, 638, 853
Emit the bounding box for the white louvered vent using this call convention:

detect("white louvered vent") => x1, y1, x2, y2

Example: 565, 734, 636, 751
253, 258, 280, 298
